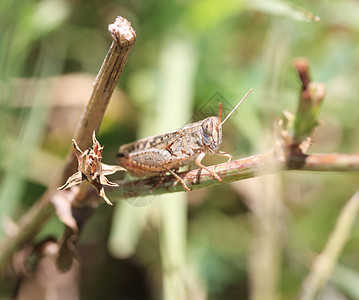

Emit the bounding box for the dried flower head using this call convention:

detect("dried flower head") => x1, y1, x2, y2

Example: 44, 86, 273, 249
58, 131, 126, 205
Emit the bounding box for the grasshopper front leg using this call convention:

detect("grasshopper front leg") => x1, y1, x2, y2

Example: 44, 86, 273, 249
207, 148, 232, 163
195, 152, 222, 182
215, 150, 232, 162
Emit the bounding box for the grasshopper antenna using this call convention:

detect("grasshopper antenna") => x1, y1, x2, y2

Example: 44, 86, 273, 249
221, 88, 252, 125
217, 102, 223, 129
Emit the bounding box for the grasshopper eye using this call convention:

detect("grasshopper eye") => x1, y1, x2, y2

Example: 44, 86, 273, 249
201, 118, 213, 136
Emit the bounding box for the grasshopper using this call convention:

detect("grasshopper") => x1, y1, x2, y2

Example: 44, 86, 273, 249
117, 89, 252, 191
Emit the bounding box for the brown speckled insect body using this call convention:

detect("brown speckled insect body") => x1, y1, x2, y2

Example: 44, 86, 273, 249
117, 89, 252, 190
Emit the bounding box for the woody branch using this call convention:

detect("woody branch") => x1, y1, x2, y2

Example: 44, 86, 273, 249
113, 152, 359, 199
0, 17, 136, 272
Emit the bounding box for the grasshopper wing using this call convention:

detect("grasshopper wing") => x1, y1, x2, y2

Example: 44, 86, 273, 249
118, 128, 185, 154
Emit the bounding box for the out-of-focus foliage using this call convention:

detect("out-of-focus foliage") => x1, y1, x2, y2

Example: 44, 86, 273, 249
1, 0, 359, 299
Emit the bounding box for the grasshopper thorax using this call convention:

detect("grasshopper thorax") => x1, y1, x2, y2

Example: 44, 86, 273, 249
200, 116, 222, 151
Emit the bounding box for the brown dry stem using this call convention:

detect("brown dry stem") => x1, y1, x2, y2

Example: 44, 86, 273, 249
0, 16, 136, 272
293, 58, 325, 147
113, 152, 359, 199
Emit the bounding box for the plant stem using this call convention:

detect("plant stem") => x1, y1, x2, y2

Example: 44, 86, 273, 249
0, 16, 136, 272
113, 151, 359, 199
293, 58, 325, 145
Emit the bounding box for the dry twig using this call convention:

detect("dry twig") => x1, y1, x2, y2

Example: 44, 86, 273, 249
0, 16, 136, 272
113, 151, 359, 199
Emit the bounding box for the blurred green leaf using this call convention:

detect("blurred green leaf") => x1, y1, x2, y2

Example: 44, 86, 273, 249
185, 0, 246, 31
27, 0, 71, 38
249, 0, 320, 22
333, 264, 359, 299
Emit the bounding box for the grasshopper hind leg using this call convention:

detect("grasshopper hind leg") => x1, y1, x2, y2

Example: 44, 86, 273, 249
148, 171, 166, 194
164, 167, 191, 191
147, 169, 190, 192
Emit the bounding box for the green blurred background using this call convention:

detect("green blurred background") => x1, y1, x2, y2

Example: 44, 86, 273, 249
1, 0, 359, 299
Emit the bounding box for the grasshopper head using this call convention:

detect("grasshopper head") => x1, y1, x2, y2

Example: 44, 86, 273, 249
201, 102, 225, 151
201, 116, 222, 151
201, 89, 252, 152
